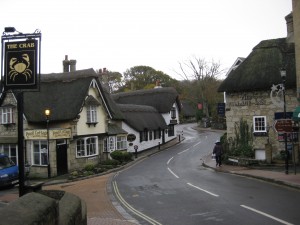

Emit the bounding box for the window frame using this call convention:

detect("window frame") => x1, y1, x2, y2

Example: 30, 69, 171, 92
0, 107, 14, 124
0, 144, 18, 165
86, 105, 98, 125
76, 136, 98, 158
116, 136, 127, 150
170, 107, 176, 119
32, 140, 48, 166
253, 116, 267, 133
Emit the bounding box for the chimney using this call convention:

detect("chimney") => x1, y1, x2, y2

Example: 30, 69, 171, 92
154, 80, 162, 88
63, 55, 70, 72
69, 59, 77, 72
285, 12, 294, 43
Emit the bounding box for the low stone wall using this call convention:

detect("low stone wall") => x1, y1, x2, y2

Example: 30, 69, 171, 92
0, 190, 86, 225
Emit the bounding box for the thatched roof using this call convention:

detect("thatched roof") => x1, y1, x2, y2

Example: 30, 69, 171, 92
181, 101, 196, 117
112, 87, 181, 113
218, 38, 296, 93
118, 104, 167, 131
22, 69, 123, 122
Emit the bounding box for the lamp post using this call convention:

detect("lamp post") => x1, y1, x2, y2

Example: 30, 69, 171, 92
280, 68, 289, 175
45, 109, 51, 178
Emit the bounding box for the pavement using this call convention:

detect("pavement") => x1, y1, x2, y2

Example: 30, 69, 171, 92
1, 132, 300, 225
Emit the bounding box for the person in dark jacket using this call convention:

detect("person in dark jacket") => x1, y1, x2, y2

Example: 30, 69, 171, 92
213, 140, 223, 167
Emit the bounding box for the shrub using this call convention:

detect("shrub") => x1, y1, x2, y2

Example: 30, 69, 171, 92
100, 159, 120, 166
84, 164, 95, 172
110, 150, 124, 162
110, 150, 133, 163
227, 118, 255, 158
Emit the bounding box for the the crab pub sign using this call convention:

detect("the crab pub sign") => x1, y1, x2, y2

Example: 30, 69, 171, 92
4, 40, 37, 90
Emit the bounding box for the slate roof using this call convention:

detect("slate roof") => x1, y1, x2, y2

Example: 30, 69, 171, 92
112, 87, 181, 113
218, 38, 296, 93
118, 104, 168, 131
22, 69, 123, 123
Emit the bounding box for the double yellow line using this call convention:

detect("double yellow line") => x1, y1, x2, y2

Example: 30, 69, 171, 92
112, 181, 163, 225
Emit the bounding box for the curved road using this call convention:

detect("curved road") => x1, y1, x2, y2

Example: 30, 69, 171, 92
112, 123, 300, 225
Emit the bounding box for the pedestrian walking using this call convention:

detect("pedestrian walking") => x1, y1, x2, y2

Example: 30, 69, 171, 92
213, 140, 223, 167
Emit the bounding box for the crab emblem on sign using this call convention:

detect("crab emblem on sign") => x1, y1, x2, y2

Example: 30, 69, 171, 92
9, 53, 32, 81
4, 39, 37, 90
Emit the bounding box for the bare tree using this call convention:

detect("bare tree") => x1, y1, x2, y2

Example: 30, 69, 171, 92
176, 56, 225, 81
176, 56, 225, 118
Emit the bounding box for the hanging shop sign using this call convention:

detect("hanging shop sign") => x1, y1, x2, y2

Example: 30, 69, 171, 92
4, 40, 38, 90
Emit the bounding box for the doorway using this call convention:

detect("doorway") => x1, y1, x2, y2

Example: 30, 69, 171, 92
56, 139, 68, 176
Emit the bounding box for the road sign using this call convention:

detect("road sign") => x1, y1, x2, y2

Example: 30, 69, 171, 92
273, 119, 293, 133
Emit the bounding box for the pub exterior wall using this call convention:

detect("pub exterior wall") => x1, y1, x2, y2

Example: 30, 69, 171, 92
226, 89, 297, 157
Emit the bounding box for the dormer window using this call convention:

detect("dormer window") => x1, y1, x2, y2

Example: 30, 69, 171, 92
87, 105, 97, 123
85, 95, 100, 127
0, 106, 14, 125
171, 107, 176, 119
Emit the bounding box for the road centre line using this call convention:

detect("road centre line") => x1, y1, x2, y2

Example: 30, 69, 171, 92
168, 167, 179, 178
167, 157, 173, 165
193, 141, 202, 148
178, 148, 190, 155
187, 182, 219, 197
240, 205, 294, 225
113, 181, 162, 225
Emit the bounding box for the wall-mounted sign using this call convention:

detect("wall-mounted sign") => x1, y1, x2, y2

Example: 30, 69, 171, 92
4, 40, 38, 90
24, 129, 72, 140
217, 103, 225, 116
127, 134, 136, 142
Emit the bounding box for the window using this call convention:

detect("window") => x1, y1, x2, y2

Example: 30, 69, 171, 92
140, 130, 148, 142
0, 144, 17, 165
33, 141, 48, 166
253, 116, 267, 133
170, 107, 176, 119
168, 125, 175, 136
154, 129, 161, 140
0, 107, 13, 124
109, 136, 115, 151
87, 105, 97, 123
149, 131, 153, 140
76, 136, 98, 157
116, 136, 126, 150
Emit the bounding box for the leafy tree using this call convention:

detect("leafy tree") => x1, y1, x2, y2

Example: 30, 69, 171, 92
120, 66, 179, 91
96, 68, 123, 93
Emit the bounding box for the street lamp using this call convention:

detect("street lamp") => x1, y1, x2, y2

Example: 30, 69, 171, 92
280, 68, 289, 175
45, 109, 51, 178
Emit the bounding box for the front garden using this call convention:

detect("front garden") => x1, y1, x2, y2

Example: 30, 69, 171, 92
68, 150, 133, 180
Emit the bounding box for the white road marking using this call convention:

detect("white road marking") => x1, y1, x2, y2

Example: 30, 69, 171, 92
167, 157, 173, 165
113, 181, 163, 225
178, 148, 189, 155
240, 205, 294, 225
193, 141, 202, 148
187, 182, 219, 197
168, 167, 179, 178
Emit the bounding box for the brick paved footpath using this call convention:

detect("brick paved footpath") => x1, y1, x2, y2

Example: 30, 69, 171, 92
43, 173, 138, 225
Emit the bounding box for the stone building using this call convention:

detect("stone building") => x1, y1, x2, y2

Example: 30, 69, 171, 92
218, 12, 298, 162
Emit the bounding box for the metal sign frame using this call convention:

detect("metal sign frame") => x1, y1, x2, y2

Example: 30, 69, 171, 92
1, 29, 41, 91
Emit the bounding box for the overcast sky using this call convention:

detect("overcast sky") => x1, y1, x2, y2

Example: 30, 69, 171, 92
0, 0, 292, 80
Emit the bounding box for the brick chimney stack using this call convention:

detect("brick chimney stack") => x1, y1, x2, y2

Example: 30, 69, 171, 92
285, 12, 294, 43
63, 55, 77, 72
63, 55, 69, 72
70, 59, 77, 72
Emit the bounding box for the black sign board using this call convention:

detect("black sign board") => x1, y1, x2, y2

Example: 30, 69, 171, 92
217, 103, 225, 116
4, 40, 37, 90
